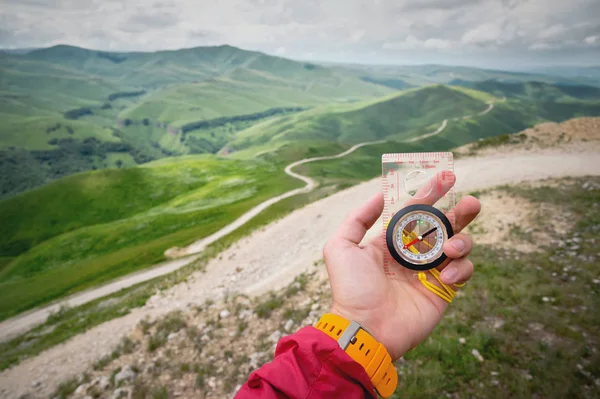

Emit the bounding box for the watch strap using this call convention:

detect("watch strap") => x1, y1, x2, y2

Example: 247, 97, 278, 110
315, 313, 398, 398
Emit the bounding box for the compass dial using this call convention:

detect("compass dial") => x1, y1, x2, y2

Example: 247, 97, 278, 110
386, 204, 454, 271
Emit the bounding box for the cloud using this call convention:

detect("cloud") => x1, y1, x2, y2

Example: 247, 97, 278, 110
0, 0, 599, 67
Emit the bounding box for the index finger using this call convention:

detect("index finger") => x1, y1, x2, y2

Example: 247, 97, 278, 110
403, 170, 456, 207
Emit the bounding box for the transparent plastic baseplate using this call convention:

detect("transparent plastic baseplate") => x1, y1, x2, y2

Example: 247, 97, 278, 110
381, 152, 456, 278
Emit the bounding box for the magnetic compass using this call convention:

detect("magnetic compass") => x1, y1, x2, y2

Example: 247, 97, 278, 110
386, 204, 454, 271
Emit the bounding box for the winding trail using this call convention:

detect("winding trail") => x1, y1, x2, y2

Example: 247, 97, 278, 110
0, 101, 492, 343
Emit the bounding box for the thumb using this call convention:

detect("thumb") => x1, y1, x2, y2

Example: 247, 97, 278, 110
332, 192, 383, 246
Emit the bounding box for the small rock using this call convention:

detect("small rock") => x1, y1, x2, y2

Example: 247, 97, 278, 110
168, 332, 179, 341
75, 384, 89, 395
207, 377, 217, 389
238, 310, 254, 320
114, 365, 136, 385
542, 296, 550, 302
284, 319, 294, 332
95, 376, 110, 390
593, 279, 600, 284
308, 310, 320, 319
249, 352, 265, 369
31, 381, 41, 388
490, 371, 499, 376
310, 303, 320, 311
220, 310, 231, 319
268, 330, 282, 343
201, 334, 210, 342
458, 337, 466, 344
471, 349, 484, 362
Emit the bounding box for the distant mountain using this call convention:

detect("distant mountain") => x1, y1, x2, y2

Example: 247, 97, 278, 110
331, 63, 600, 88
526, 66, 600, 82
0, 48, 38, 54
449, 79, 600, 101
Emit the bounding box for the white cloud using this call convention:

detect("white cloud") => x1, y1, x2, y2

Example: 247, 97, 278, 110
0, 0, 598, 66
529, 42, 554, 50
538, 24, 566, 39
349, 29, 365, 43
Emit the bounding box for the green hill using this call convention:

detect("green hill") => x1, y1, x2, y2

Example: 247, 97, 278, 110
226, 85, 493, 154
0, 45, 393, 198
0, 155, 300, 320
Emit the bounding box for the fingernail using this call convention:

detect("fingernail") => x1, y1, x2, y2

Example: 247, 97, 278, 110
442, 266, 458, 283
450, 239, 464, 252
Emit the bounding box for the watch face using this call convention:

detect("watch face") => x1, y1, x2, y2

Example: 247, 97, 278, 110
386, 204, 454, 271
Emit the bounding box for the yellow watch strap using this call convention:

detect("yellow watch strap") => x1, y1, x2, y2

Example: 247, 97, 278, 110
315, 313, 398, 398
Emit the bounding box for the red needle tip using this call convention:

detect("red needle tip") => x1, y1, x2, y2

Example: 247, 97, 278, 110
403, 237, 420, 249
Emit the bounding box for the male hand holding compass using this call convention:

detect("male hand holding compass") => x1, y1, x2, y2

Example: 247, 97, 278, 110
237, 170, 481, 398
325, 171, 481, 361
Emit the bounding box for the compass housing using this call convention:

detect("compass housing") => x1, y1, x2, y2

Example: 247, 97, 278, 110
386, 204, 454, 271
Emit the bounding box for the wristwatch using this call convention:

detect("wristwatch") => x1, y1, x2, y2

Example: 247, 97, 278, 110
315, 313, 398, 398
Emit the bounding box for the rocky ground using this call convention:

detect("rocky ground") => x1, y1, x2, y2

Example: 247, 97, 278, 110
455, 116, 600, 156
51, 266, 331, 399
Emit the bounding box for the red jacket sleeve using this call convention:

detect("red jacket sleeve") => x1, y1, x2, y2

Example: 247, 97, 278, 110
235, 326, 377, 399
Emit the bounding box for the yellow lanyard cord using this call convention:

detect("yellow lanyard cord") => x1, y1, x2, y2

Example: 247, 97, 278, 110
418, 268, 465, 303
400, 228, 465, 303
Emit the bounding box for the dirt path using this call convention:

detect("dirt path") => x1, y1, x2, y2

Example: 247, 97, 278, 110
0, 109, 458, 342
2, 148, 599, 399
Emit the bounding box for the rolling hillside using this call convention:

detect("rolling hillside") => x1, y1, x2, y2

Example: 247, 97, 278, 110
226, 85, 492, 154
0, 45, 392, 198
0, 155, 301, 320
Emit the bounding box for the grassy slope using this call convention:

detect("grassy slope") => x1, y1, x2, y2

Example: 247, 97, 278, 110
0, 45, 393, 197
0, 155, 301, 320
227, 85, 491, 154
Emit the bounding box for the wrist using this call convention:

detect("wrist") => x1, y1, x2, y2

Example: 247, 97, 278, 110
314, 312, 399, 398
329, 305, 407, 361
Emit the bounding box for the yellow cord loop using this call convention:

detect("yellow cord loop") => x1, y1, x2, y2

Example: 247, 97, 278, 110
418, 268, 464, 303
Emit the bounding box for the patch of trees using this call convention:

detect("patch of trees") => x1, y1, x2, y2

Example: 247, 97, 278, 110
304, 63, 318, 70
96, 52, 127, 64
46, 123, 75, 134
46, 123, 62, 134
107, 90, 146, 101
180, 107, 305, 133
361, 76, 413, 90
64, 107, 93, 120
186, 136, 220, 154
0, 135, 180, 199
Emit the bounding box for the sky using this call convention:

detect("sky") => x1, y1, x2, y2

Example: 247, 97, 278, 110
0, 0, 599, 69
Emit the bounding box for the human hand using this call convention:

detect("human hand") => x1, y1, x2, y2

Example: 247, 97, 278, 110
323, 172, 481, 360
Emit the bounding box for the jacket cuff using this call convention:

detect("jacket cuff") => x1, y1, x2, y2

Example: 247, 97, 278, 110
242, 326, 377, 398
